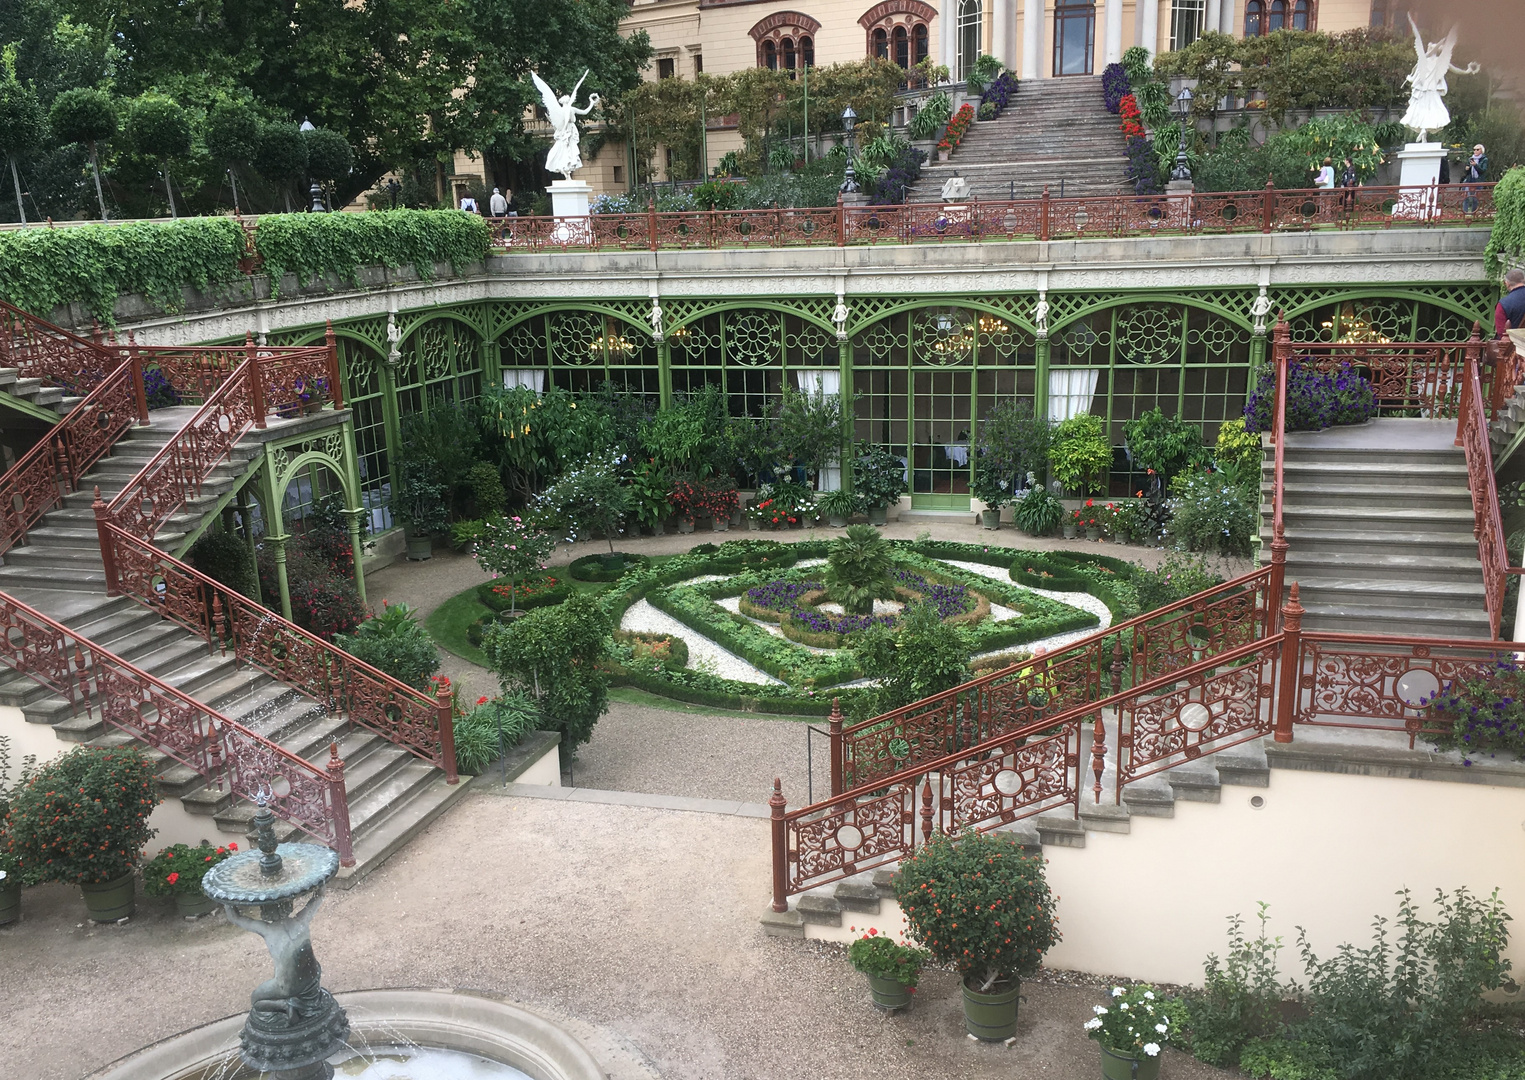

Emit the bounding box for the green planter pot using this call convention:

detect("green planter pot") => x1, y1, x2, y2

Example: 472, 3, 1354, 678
175, 893, 217, 918
1086, 527, 1102, 542
0, 879, 20, 926
80, 872, 136, 922
983, 504, 1003, 530
827, 514, 848, 528
866, 974, 912, 1011
962, 977, 1021, 1041
1100, 1044, 1162, 1080
867, 506, 888, 526
1062, 524, 1078, 539
405, 533, 433, 561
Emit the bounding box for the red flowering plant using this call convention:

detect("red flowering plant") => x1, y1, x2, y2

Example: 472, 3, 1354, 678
1118, 93, 1145, 139
475, 514, 554, 613
895, 830, 1060, 995
847, 926, 930, 989
941, 103, 976, 153
143, 842, 237, 898
671, 478, 740, 526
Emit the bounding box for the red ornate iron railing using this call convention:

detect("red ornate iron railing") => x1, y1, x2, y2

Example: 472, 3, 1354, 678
1456, 345, 1519, 639
0, 298, 121, 394
0, 587, 354, 863
832, 565, 1275, 793
94, 518, 457, 780
771, 584, 1513, 907
489, 182, 1496, 254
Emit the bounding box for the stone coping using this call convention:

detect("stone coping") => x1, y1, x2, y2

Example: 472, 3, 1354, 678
468, 728, 562, 785
1267, 726, 1525, 789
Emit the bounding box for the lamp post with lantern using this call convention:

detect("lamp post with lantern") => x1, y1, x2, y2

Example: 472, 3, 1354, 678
839, 107, 859, 194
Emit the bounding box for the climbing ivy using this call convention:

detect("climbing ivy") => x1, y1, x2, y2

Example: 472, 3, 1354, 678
1486, 166, 1525, 285
0, 217, 245, 323
254, 209, 489, 297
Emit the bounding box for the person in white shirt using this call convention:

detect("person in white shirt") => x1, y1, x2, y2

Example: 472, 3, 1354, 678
489, 187, 508, 216
1315, 157, 1335, 189
459, 194, 478, 213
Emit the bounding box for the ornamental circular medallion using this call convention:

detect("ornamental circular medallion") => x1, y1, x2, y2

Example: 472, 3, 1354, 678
993, 769, 1024, 796
1395, 669, 1440, 707
1177, 702, 1212, 732
835, 824, 864, 851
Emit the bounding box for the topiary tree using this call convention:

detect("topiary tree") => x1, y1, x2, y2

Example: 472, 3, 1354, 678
483, 592, 611, 760
823, 523, 895, 615
0, 47, 46, 225
302, 127, 354, 209
1049, 413, 1112, 496
205, 97, 261, 214
851, 600, 971, 718
48, 87, 116, 221
125, 93, 192, 218
255, 121, 308, 212
895, 829, 1060, 995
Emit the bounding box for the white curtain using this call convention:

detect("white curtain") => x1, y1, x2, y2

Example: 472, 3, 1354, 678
795, 368, 843, 490
502, 368, 545, 393
1048, 367, 1099, 423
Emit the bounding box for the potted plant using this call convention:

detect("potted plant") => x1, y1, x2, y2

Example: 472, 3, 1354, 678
391, 467, 449, 561
818, 488, 862, 528
1085, 984, 1179, 1080
697, 478, 740, 532
534, 451, 633, 555
143, 841, 237, 917
1081, 500, 1103, 541
449, 518, 485, 553
1050, 413, 1112, 497
896, 830, 1060, 1041
854, 445, 908, 526
971, 461, 1008, 530
475, 515, 554, 613
847, 927, 929, 1011
1013, 483, 1064, 537
7, 745, 161, 922
629, 459, 672, 536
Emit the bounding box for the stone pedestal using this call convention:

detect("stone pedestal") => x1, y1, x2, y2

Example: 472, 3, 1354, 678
1393, 143, 1444, 220
549, 179, 592, 243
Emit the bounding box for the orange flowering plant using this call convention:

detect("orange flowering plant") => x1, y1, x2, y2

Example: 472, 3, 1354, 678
143, 841, 238, 897
894, 830, 1060, 994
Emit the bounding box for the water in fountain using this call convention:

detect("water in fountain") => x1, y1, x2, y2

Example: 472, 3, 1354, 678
333, 1047, 529, 1079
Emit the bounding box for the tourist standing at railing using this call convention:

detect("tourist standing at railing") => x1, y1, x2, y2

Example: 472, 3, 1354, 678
1467, 145, 1489, 184
1496, 269, 1525, 338
490, 187, 508, 216
1315, 158, 1335, 189
1338, 158, 1358, 213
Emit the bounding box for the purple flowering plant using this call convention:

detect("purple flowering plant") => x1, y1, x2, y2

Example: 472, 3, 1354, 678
1425, 659, 1525, 764
1102, 63, 1131, 114
1242, 359, 1377, 434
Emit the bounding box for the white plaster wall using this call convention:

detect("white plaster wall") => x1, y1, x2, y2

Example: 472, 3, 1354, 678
804, 768, 1525, 991
0, 704, 67, 770
517, 741, 563, 787
145, 800, 226, 852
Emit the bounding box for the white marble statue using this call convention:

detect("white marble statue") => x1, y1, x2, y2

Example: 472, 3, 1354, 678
532, 70, 600, 179
940, 174, 970, 202
833, 298, 849, 339
1400, 17, 1479, 142
1033, 295, 1049, 339
648, 299, 664, 341
1251, 289, 1272, 335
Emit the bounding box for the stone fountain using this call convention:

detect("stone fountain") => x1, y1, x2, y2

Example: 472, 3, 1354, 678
202, 795, 349, 1080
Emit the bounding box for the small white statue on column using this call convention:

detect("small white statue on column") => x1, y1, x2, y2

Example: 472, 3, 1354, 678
833, 296, 850, 341
649, 299, 665, 343
1251, 289, 1272, 336
1033, 294, 1049, 340
385, 313, 402, 368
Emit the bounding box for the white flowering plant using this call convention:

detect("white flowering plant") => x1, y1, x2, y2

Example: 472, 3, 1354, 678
1083, 984, 1183, 1059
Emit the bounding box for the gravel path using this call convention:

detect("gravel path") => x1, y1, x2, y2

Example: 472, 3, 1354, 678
619, 598, 783, 685
0, 795, 1231, 1080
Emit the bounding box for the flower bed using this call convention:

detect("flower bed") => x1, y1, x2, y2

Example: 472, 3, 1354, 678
476, 575, 573, 612
937, 103, 975, 158
568, 552, 651, 582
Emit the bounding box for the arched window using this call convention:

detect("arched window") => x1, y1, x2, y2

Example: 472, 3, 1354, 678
763, 40, 777, 69
913, 24, 929, 64
860, 3, 938, 70
752, 13, 822, 75
1268, 0, 1286, 31
1291, 0, 1309, 29
801, 36, 815, 68
893, 25, 909, 68
1245, 0, 1264, 36
957, 0, 982, 80
873, 28, 889, 58
783, 36, 796, 71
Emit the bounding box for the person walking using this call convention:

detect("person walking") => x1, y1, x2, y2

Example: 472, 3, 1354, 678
1315, 157, 1335, 189
489, 187, 508, 216
1338, 157, 1358, 214
1496, 269, 1525, 338
459, 192, 479, 213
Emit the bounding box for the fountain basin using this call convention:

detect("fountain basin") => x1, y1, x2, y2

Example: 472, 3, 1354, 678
86, 989, 607, 1080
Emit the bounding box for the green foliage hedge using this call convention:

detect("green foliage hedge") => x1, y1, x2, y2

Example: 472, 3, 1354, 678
567, 553, 651, 582
475, 578, 574, 612
1486, 166, 1525, 284
0, 210, 489, 322
0, 217, 246, 321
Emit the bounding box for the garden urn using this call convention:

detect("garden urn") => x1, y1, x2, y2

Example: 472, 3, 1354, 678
983, 504, 1003, 530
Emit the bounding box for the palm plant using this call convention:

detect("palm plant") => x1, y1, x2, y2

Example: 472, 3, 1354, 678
823, 523, 896, 615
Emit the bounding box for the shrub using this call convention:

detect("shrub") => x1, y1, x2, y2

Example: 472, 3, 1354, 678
1050, 414, 1111, 496
1167, 468, 1258, 557
7, 746, 160, 885
340, 600, 440, 690
1243, 360, 1377, 434
533, 451, 632, 552
896, 830, 1060, 992
979, 72, 1017, 119
187, 527, 258, 600
1013, 485, 1064, 535
908, 92, 953, 141
1214, 417, 1263, 490
853, 445, 909, 510
847, 929, 930, 988
567, 552, 650, 582
823, 524, 896, 615
254, 209, 489, 296
977, 400, 1051, 493
483, 593, 612, 757
1486, 166, 1525, 284
142, 841, 237, 898
1125, 134, 1164, 196
1184, 903, 1287, 1067
1124, 408, 1207, 484
452, 691, 541, 774
852, 600, 971, 716
475, 514, 555, 610
466, 462, 507, 517
260, 519, 366, 639
1133, 552, 1224, 613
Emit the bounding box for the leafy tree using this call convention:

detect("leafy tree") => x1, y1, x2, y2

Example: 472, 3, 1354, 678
303, 126, 354, 208
205, 96, 261, 213
852, 600, 971, 716
483, 592, 611, 758
976, 399, 1051, 492
0, 46, 46, 224
777, 383, 847, 486
255, 121, 308, 211
48, 86, 116, 220
823, 523, 896, 615
532, 451, 631, 553
124, 93, 192, 217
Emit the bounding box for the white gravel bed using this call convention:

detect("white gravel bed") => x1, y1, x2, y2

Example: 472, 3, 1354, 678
938, 559, 1113, 627
619, 598, 783, 685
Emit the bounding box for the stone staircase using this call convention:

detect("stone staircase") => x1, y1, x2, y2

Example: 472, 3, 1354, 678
0, 407, 469, 885
0, 364, 83, 418
1489, 377, 1525, 467
766, 736, 1269, 935
1261, 418, 1490, 639
909, 77, 1127, 204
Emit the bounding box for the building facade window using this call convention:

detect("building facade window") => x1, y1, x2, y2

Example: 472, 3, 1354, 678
657, 57, 675, 79
860, 2, 937, 71
1247, 0, 1314, 35
1170, 0, 1205, 50
957, 0, 982, 79
751, 12, 823, 77
1054, 0, 1096, 76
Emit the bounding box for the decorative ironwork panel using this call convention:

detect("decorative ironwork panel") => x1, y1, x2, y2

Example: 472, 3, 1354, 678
912, 308, 976, 366
1115, 304, 1184, 366
787, 784, 915, 892
947, 721, 1081, 831
725, 311, 782, 367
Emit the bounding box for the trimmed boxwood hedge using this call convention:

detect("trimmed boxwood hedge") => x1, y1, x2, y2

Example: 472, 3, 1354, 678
476, 577, 574, 612
568, 552, 652, 582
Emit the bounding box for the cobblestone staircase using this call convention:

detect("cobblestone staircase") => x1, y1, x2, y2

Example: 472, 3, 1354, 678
1261, 418, 1490, 639
0, 407, 469, 885
909, 77, 1127, 203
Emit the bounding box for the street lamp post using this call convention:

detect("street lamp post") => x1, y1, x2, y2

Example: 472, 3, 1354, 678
1170, 87, 1194, 183
839, 107, 859, 194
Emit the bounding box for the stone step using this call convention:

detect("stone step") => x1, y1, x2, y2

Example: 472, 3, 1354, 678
334, 772, 475, 888
1298, 603, 1492, 638
1277, 527, 1479, 558
1280, 549, 1486, 584
1273, 482, 1473, 509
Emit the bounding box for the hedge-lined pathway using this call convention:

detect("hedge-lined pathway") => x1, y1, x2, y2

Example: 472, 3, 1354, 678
366, 520, 1249, 803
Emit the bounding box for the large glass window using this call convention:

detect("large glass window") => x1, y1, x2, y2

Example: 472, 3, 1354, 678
1055, 2, 1096, 77
763, 40, 777, 69
873, 28, 888, 58
1291, 0, 1309, 30
1170, 0, 1206, 50
914, 25, 929, 64
957, 0, 982, 80
1268, 0, 1286, 31
1245, 0, 1264, 36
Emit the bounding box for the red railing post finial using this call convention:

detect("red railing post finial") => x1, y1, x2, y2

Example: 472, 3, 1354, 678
1091, 713, 1106, 806
836, 192, 846, 247
828, 698, 844, 797
1262, 177, 1275, 233
769, 778, 788, 913
1040, 185, 1051, 242
327, 741, 355, 867
435, 681, 458, 784
1273, 582, 1305, 743
91, 487, 119, 596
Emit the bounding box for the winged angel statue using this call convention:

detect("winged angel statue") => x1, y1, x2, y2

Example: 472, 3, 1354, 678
1400, 17, 1479, 142
532, 70, 600, 179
